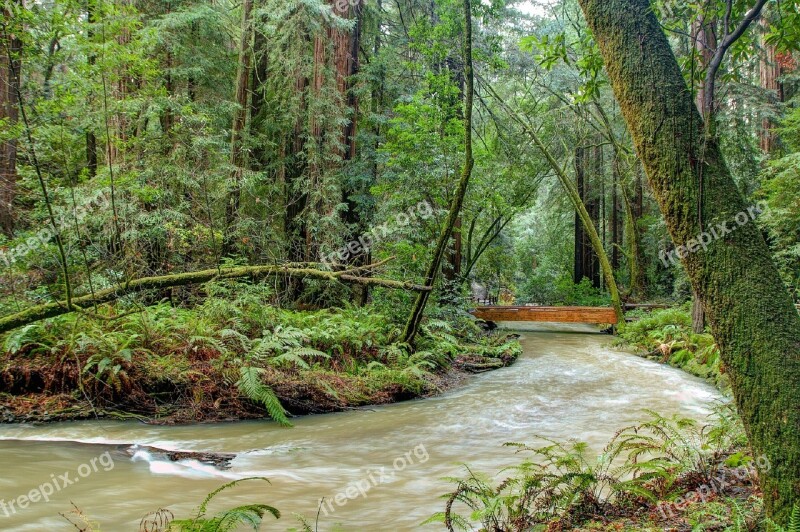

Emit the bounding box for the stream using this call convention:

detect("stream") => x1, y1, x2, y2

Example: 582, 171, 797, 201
0, 323, 721, 530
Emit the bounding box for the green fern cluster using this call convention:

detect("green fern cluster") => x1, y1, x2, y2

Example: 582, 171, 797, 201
769, 505, 800, 532
432, 406, 755, 531
1, 286, 520, 425
618, 306, 727, 388
236, 366, 291, 427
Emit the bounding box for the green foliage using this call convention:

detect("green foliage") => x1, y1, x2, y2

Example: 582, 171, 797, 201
618, 306, 727, 388
236, 366, 291, 427
759, 149, 800, 301
432, 406, 752, 530
1, 280, 520, 423
768, 505, 800, 532
135, 478, 280, 532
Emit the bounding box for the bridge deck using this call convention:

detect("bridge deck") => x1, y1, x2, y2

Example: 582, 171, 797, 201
472, 306, 618, 324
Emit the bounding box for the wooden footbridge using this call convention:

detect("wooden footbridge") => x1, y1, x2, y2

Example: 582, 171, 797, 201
472, 305, 619, 324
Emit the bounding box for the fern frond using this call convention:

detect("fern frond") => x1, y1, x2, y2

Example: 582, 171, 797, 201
236, 367, 292, 426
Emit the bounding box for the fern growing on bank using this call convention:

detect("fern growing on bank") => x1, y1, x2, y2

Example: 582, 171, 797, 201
431, 406, 757, 531
236, 366, 291, 426
618, 306, 727, 388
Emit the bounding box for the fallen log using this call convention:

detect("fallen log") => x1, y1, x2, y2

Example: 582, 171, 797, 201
0, 263, 431, 334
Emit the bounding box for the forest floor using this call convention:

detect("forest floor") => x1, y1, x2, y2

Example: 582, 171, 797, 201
0, 287, 520, 424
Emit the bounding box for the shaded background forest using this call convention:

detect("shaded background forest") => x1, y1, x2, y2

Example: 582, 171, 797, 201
1, 0, 799, 318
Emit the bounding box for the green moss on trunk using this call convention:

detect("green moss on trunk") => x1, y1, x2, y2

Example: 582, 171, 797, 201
576, 0, 800, 525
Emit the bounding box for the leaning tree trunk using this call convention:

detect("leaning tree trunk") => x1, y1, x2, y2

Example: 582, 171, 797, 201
577, 0, 800, 525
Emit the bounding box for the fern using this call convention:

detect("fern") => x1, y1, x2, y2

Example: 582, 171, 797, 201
163, 478, 280, 531
236, 366, 292, 426
271, 347, 330, 369
3, 323, 51, 354
768, 505, 800, 532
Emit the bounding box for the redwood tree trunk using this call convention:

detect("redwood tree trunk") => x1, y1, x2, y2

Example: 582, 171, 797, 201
222, 0, 255, 257
0, 1, 22, 237
573, 143, 600, 287
759, 17, 782, 154
574, 145, 587, 283
577, 0, 800, 524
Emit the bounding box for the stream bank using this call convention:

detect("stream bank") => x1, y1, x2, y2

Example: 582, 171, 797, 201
0, 300, 519, 424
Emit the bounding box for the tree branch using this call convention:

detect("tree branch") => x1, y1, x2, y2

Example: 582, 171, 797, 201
0, 264, 431, 334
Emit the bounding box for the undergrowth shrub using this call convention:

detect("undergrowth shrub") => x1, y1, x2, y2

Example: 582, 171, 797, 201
618, 305, 728, 389
1, 280, 520, 423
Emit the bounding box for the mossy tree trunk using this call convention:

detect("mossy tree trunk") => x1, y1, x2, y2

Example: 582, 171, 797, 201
577, 0, 800, 524
0, 262, 431, 334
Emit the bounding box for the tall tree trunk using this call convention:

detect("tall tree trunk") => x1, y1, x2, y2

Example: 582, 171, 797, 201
108, 0, 134, 167
359, 0, 385, 305
0, 0, 22, 237
403, 0, 474, 345
85, 0, 98, 178
611, 149, 621, 272
759, 17, 782, 154
334, 0, 364, 261
574, 142, 601, 288
574, 145, 587, 283
690, 14, 716, 333
222, 0, 254, 257
577, 0, 800, 524
286, 74, 308, 264
249, 27, 269, 169
305, 0, 363, 262
588, 140, 602, 288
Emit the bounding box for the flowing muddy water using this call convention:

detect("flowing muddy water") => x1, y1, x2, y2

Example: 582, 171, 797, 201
0, 323, 721, 530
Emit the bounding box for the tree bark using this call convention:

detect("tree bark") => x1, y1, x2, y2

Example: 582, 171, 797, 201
577, 0, 800, 524
86, 0, 98, 178
574, 145, 587, 283
690, 14, 716, 333
0, 0, 22, 237
611, 149, 621, 272
573, 143, 601, 288
759, 17, 782, 154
